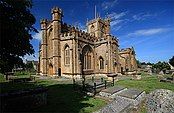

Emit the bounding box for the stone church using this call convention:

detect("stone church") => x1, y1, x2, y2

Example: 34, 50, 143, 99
38, 7, 137, 78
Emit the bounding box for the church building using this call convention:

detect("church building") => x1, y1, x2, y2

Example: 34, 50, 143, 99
38, 7, 137, 78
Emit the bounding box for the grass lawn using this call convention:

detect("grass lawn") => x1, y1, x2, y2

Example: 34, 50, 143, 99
14, 71, 35, 78
32, 80, 107, 113
1, 73, 173, 113
115, 74, 174, 113
116, 74, 174, 93
0, 78, 107, 113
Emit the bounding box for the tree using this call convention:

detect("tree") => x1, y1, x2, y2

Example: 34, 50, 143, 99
0, 0, 37, 73
136, 60, 141, 68
152, 61, 170, 73
169, 56, 174, 67
141, 62, 146, 65
25, 61, 34, 71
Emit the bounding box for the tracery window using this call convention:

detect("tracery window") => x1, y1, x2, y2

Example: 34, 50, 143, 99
99, 56, 104, 69
90, 25, 95, 36
65, 45, 70, 65
84, 51, 92, 69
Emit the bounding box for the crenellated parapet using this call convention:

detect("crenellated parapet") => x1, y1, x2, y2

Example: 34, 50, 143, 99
60, 25, 98, 42
119, 47, 134, 54
110, 35, 119, 44
105, 34, 119, 44
40, 19, 48, 30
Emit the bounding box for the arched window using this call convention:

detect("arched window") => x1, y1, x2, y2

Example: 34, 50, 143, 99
84, 51, 92, 69
101, 25, 105, 33
90, 25, 95, 36
90, 25, 94, 31
65, 45, 70, 65
99, 56, 104, 69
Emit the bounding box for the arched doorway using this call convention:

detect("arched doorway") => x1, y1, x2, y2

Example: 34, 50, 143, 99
82, 45, 94, 74
49, 63, 53, 75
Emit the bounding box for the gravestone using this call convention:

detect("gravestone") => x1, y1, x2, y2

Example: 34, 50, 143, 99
146, 89, 174, 113
99, 86, 126, 98
159, 71, 164, 75
95, 96, 132, 113
117, 88, 146, 107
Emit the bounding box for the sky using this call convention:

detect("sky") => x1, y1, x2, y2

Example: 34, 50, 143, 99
24, 0, 174, 63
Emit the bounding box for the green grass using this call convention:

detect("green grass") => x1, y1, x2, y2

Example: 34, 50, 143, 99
116, 75, 174, 93
1, 79, 107, 113
2, 73, 173, 112
0, 82, 40, 94
14, 71, 32, 78
0, 71, 33, 83
116, 74, 173, 113
33, 80, 107, 113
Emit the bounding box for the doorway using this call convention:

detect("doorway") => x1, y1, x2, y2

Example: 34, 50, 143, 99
58, 68, 61, 76
49, 64, 53, 75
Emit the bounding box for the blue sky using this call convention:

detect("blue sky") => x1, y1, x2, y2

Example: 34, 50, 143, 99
25, 0, 174, 63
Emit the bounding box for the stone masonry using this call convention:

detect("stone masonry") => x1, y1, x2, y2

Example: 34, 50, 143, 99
38, 7, 138, 78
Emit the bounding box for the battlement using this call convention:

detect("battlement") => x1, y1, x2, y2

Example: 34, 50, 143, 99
111, 35, 119, 42
87, 17, 110, 26
60, 21, 119, 43
60, 25, 97, 42
51, 7, 63, 14
119, 47, 134, 54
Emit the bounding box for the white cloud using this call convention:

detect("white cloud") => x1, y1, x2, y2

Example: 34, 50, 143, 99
111, 20, 124, 27
108, 12, 126, 20
74, 21, 87, 32
108, 12, 128, 30
102, 0, 118, 10
22, 54, 38, 63
127, 28, 168, 37
132, 12, 157, 21
113, 25, 122, 31
33, 30, 42, 40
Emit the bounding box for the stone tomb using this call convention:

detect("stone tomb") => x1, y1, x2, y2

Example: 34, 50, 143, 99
117, 88, 146, 107
99, 86, 127, 98
97, 88, 146, 113
95, 96, 132, 113
100, 87, 146, 107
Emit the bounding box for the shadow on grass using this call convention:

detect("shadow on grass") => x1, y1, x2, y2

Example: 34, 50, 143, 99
1, 81, 103, 113
33, 84, 95, 113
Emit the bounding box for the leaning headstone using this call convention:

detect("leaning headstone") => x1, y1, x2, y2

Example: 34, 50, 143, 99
133, 74, 141, 80
146, 89, 174, 113
159, 71, 164, 75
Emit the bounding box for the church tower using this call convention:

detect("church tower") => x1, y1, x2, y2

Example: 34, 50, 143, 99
40, 19, 47, 76
51, 7, 63, 76
87, 17, 110, 39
